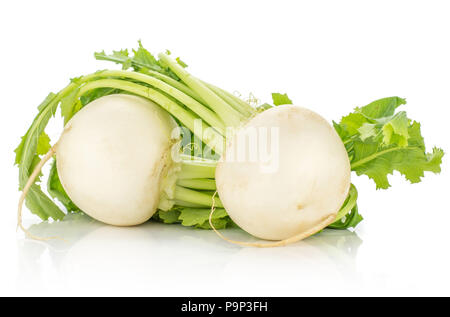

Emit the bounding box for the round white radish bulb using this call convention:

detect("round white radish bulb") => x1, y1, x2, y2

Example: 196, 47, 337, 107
216, 105, 351, 241
56, 94, 178, 226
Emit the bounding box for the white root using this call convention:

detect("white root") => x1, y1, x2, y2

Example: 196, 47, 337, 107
215, 105, 351, 243
208, 191, 336, 248
17, 145, 66, 241
56, 94, 179, 226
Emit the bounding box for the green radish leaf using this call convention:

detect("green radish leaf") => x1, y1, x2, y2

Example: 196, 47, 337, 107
15, 91, 68, 220
359, 96, 406, 118
15, 131, 51, 166
96, 41, 180, 80
15, 94, 56, 167
256, 103, 273, 112
351, 124, 444, 189
155, 209, 181, 224
79, 87, 121, 106
15, 92, 58, 188
336, 97, 444, 189
178, 207, 228, 227
340, 112, 370, 137
271, 93, 292, 106
379, 111, 409, 147
153, 207, 232, 229
196, 217, 230, 230
357, 123, 377, 141
176, 57, 188, 68
332, 97, 444, 229
47, 160, 79, 212
94, 49, 131, 70
132, 41, 159, 69
60, 86, 81, 124
328, 205, 363, 230
332, 120, 349, 141
25, 185, 65, 221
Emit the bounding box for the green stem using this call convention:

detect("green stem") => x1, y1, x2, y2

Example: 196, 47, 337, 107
158, 53, 243, 128
173, 200, 205, 208
334, 184, 358, 222
177, 178, 216, 190
178, 160, 216, 179
179, 153, 217, 163
219, 87, 256, 116
18, 82, 80, 187
103, 71, 225, 134
96, 52, 254, 118
143, 70, 204, 102
78, 78, 225, 154
343, 138, 353, 145
174, 186, 223, 208
95, 51, 207, 103
205, 82, 255, 117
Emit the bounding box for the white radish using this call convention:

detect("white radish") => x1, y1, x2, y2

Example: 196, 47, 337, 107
16, 48, 442, 246
215, 105, 351, 241
56, 94, 179, 226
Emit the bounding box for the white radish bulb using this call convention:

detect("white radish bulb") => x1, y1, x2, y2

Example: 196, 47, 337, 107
216, 105, 351, 241
56, 94, 178, 226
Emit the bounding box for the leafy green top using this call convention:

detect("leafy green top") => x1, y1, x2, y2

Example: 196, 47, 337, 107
271, 93, 293, 106
334, 96, 444, 189
94, 40, 185, 80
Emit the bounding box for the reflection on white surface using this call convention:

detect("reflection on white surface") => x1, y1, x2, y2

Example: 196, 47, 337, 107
17, 213, 362, 296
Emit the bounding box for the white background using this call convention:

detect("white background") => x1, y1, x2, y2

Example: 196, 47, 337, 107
1, 0, 449, 296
